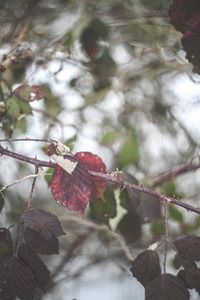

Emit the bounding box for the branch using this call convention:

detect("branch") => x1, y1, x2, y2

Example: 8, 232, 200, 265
89, 171, 200, 215
0, 137, 57, 144
0, 144, 54, 168
151, 161, 200, 188
27, 166, 39, 209
163, 199, 169, 273
1, 144, 200, 215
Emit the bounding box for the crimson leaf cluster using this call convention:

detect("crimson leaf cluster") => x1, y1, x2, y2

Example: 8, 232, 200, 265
130, 249, 189, 300
0, 209, 65, 300
130, 234, 200, 299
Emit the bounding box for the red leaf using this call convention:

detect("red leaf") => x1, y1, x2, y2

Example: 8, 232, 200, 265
51, 152, 107, 215
51, 160, 93, 215
14, 84, 44, 102
75, 152, 107, 198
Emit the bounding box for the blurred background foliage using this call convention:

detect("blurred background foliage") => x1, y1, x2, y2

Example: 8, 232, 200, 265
1, 0, 200, 299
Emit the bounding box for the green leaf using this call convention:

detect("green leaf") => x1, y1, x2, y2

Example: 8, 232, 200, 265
151, 218, 165, 236
0, 228, 13, 258
117, 213, 142, 243
118, 137, 139, 167
0, 193, 4, 212
162, 181, 176, 197
171, 255, 182, 270
101, 130, 119, 145
169, 205, 183, 223
64, 135, 77, 149
42, 85, 62, 116
141, 0, 170, 10
92, 47, 117, 79
18, 101, 32, 115
90, 189, 116, 221
194, 216, 200, 230
80, 18, 109, 58
44, 168, 54, 186
5, 96, 21, 120
16, 117, 27, 132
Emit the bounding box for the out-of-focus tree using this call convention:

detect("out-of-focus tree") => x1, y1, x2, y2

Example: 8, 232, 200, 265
1, 0, 200, 299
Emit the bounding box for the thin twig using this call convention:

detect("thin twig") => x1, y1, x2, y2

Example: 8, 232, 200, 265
0, 137, 57, 144
163, 199, 169, 273
27, 165, 39, 209
151, 162, 200, 188
0, 173, 42, 192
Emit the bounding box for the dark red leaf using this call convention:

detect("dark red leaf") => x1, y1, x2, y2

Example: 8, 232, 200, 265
51, 163, 92, 215
24, 227, 59, 255
0, 256, 37, 300
0, 228, 13, 258
75, 151, 107, 198
177, 260, 200, 294
50, 151, 107, 215
18, 244, 51, 290
145, 273, 190, 300
22, 208, 65, 239
14, 84, 44, 102
174, 235, 200, 262
130, 250, 161, 286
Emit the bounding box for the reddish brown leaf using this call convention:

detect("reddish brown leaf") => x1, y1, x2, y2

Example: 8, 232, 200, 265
13, 84, 44, 102
145, 273, 190, 300
18, 244, 51, 290
50, 151, 107, 215
51, 161, 93, 215
75, 151, 107, 198
174, 235, 200, 262
0, 228, 13, 259
22, 208, 65, 239
177, 260, 200, 294
0, 256, 37, 300
130, 250, 161, 287
24, 227, 59, 255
